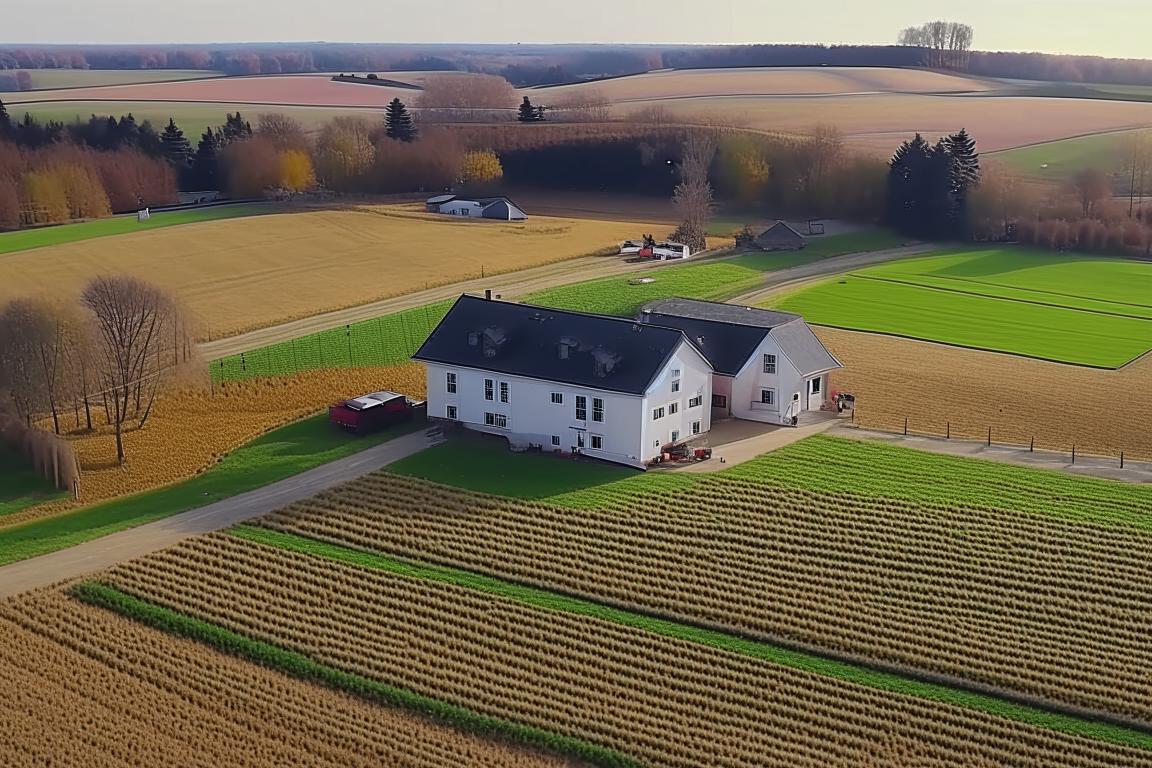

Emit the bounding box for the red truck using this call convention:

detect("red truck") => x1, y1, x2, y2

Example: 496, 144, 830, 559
328, 391, 422, 434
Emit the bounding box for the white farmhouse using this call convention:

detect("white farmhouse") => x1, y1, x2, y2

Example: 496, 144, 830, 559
640, 298, 841, 426
413, 295, 712, 468
425, 194, 528, 221
413, 294, 841, 468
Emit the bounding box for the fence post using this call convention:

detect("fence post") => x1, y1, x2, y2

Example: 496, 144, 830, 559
1071, 445, 1076, 464
1120, 451, 1125, 469
903, 416, 908, 436
346, 324, 353, 366
219, 359, 226, 389
987, 426, 991, 447
1029, 436, 1034, 452
946, 422, 950, 440
240, 352, 246, 372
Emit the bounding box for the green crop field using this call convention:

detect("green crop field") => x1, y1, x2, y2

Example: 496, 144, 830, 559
211, 301, 454, 383
0, 414, 419, 566
771, 247, 1152, 367
0, 446, 66, 518
524, 229, 907, 316
0, 203, 281, 256
990, 129, 1147, 182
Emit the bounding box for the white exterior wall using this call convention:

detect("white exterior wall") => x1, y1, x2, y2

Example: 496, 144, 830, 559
730, 335, 805, 425
437, 201, 484, 218
422, 339, 712, 469
638, 342, 713, 458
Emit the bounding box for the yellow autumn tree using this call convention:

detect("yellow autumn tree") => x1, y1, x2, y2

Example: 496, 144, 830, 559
716, 135, 770, 204
459, 149, 503, 186
279, 150, 315, 192
22, 171, 70, 225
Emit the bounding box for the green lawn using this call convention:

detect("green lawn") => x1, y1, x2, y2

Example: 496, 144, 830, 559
0, 203, 280, 256
771, 247, 1152, 367
227, 525, 1152, 752
0, 414, 420, 566
212, 301, 453, 383
391, 434, 1152, 532
0, 445, 66, 517
524, 229, 907, 317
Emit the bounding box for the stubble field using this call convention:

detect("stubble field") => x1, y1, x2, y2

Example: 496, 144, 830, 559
0, 206, 658, 338
0, 591, 560, 768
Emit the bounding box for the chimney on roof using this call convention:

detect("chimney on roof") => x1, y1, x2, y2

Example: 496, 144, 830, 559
640, 310, 651, 323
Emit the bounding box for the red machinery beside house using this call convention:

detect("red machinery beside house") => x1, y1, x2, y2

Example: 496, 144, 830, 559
329, 391, 422, 434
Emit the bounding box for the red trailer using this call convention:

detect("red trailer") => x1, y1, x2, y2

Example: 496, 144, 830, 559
328, 391, 420, 434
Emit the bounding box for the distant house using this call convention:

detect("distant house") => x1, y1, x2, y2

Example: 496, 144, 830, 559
413, 293, 840, 468
754, 221, 807, 251
425, 194, 528, 221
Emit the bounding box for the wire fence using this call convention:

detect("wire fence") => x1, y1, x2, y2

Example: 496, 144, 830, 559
210, 301, 452, 385
851, 402, 1149, 467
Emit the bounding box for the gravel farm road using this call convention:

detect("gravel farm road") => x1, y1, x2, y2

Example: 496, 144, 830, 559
0, 429, 442, 599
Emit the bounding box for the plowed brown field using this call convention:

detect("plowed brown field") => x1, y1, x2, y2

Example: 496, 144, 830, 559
0, 591, 562, 768
821, 328, 1152, 459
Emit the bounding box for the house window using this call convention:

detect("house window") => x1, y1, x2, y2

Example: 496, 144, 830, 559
810, 377, 822, 394
668, 402, 679, 415
575, 395, 587, 421
446, 405, 458, 420
671, 369, 680, 377
689, 395, 703, 408
592, 398, 604, 422
761, 389, 776, 406
692, 420, 702, 435
671, 379, 681, 393
551, 392, 563, 404
590, 435, 603, 450
499, 381, 509, 403
484, 379, 494, 401
551, 435, 560, 446
763, 354, 777, 374
712, 394, 727, 409
671, 430, 680, 443
484, 412, 507, 428
652, 407, 665, 420
446, 372, 457, 393
654, 439, 660, 448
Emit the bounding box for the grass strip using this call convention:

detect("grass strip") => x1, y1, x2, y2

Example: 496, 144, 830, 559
72, 580, 639, 768
0, 416, 420, 567
231, 524, 1152, 752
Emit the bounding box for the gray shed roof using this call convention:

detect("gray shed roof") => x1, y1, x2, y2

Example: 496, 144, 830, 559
755, 221, 807, 249
771, 319, 841, 376
642, 298, 799, 329
426, 194, 456, 205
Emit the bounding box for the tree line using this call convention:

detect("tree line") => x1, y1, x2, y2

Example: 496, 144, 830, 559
0, 277, 196, 467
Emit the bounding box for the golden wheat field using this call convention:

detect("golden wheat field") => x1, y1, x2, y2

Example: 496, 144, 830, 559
0, 206, 661, 339
821, 328, 1152, 460
2, 363, 426, 528
0, 591, 564, 768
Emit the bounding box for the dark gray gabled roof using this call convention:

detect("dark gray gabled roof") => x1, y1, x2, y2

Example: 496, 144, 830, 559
639, 297, 840, 377
412, 295, 690, 395
755, 221, 807, 250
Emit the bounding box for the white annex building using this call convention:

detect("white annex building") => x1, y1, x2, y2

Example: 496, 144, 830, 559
413, 294, 841, 468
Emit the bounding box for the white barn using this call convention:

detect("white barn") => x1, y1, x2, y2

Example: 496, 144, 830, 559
425, 194, 528, 221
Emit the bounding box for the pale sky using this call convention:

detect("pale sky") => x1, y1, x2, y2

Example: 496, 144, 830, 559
5, 0, 1151, 59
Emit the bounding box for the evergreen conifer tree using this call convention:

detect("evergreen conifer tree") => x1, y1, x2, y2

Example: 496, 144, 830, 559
160, 118, 193, 167
192, 127, 221, 190
0, 99, 11, 136
518, 96, 539, 123
384, 97, 417, 141
220, 112, 253, 144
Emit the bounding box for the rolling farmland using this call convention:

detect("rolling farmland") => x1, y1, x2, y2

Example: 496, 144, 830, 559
0, 206, 657, 338
0, 591, 560, 768
95, 533, 1152, 767
257, 469, 1152, 725
15, 69, 224, 90
774, 247, 1152, 367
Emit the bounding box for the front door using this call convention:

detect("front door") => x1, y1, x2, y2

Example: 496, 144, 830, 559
572, 429, 586, 453
807, 376, 823, 410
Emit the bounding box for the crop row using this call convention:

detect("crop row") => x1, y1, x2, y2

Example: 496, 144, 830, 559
261, 471, 1152, 724
0, 590, 555, 768
102, 533, 1152, 768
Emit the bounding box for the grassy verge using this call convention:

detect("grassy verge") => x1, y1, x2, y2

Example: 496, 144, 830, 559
211, 301, 453, 383
73, 580, 640, 768
0, 203, 280, 256
0, 415, 420, 566
389, 434, 1152, 531
525, 229, 909, 316
0, 445, 67, 517
230, 525, 1152, 751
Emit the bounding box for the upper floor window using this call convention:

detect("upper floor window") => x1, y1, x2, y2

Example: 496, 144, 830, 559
499, 381, 509, 403
689, 395, 703, 408
761, 388, 776, 406
446, 372, 457, 393
652, 406, 665, 420
484, 379, 494, 401
763, 354, 777, 375
551, 392, 563, 404
671, 379, 681, 393
668, 402, 679, 415
575, 395, 587, 421
592, 397, 604, 422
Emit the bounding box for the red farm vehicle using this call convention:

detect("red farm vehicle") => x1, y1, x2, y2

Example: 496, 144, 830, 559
328, 391, 423, 434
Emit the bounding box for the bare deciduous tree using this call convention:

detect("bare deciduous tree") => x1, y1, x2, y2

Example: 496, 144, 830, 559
1071, 168, 1112, 217
417, 74, 517, 122
670, 131, 717, 253
256, 113, 311, 151
81, 276, 189, 465
0, 300, 43, 425
550, 88, 612, 123
897, 21, 974, 69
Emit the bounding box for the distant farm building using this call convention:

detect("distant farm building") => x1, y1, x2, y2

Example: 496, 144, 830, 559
754, 221, 807, 251
426, 195, 528, 221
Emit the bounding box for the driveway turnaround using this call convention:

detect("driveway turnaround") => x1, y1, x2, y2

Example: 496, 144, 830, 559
0, 429, 441, 599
